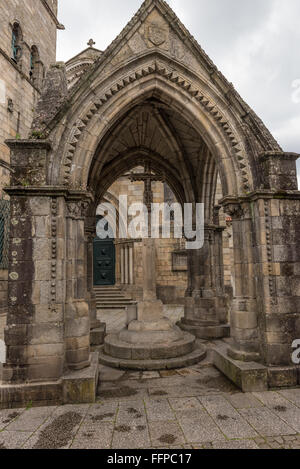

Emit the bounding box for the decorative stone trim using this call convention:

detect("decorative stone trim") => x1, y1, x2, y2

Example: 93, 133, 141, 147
264, 200, 277, 305
62, 62, 250, 192
50, 197, 58, 308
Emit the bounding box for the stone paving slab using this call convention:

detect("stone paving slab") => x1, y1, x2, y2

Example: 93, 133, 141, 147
239, 407, 297, 437
253, 391, 300, 433
199, 395, 258, 439
278, 388, 300, 407
145, 398, 176, 421
225, 392, 263, 409
112, 423, 151, 449
0, 430, 33, 449
212, 439, 260, 449
148, 420, 186, 446
117, 400, 147, 425
75, 421, 114, 448
1, 364, 300, 449
178, 411, 226, 443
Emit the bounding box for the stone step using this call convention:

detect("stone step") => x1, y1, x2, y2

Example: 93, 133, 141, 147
96, 301, 133, 306
94, 286, 134, 310
95, 293, 131, 297
98, 344, 207, 371
96, 297, 132, 303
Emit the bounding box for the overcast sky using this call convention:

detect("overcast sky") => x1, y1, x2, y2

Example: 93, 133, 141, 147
57, 0, 300, 184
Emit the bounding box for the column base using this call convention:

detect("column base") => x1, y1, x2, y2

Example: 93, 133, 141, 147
227, 346, 260, 362
0, 352, 99, 409
90, 322, 106, 346
213, 343, 300, 392
178, 318, 230, 340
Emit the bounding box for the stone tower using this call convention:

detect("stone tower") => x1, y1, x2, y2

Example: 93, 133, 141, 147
0, 0, 62, 196
0, 1, 63, 316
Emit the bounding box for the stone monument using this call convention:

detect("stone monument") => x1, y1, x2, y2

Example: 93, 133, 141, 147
99, 238, 206, 370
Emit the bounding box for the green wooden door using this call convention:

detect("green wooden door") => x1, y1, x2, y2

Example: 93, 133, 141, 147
93, 239, 116, 286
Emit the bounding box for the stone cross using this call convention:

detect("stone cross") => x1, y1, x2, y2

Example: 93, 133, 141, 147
129, 161, 164, 214
87, 38, 96, 48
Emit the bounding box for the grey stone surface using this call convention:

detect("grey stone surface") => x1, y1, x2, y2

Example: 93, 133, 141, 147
212, 439, 260, 449
199, 395, 258, 439
225, 392, 263, 409
148, 421, 186, 447
1, 364, 300, 449
75, 421, 114, 448
178, 411, 226, 443
145, 398, 176, 421
240, 407, 297, 437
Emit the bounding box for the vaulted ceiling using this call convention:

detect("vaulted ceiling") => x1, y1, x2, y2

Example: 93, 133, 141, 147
89, 97, 218, 220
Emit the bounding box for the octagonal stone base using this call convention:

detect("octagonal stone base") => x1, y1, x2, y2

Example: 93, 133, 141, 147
99, 329, 206, 371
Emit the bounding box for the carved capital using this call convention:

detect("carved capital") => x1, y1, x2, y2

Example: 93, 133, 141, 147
223, 203, 244, 220
67, 199, 90, 219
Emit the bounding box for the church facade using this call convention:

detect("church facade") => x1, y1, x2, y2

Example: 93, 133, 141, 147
0, 0, 299, 408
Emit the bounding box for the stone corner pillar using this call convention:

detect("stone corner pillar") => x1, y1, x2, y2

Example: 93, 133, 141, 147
222, 199, 260, 362
1, 140, 67, 386
65, 194, 93, 370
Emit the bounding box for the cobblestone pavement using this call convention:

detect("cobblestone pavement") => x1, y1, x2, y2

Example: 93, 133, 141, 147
1, 363, 300, 449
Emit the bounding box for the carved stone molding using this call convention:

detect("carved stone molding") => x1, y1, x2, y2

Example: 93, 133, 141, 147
60, 62, 249, 192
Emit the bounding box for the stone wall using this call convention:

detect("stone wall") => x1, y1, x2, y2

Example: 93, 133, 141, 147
0, 0, 59, 334
0, 0, 58, 196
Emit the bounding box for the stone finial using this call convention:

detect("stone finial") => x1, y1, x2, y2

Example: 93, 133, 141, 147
87, 39, 96, 48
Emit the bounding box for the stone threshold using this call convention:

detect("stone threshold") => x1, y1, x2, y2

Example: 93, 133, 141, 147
0, 352, 99, 410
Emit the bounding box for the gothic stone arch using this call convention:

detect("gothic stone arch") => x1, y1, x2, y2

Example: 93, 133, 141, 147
2, 0, 300, 407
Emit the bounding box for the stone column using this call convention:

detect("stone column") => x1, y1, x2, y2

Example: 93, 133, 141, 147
179, 225, 229, 339
129, 244, 134, 285
124, 244, 129, 285
85, 230, 97, 329
65, 198, 91, 369
223, 201, 260, 362
85, 227, 105, 346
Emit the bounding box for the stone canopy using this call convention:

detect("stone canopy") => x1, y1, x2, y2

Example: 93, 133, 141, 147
1, 0, 300, 408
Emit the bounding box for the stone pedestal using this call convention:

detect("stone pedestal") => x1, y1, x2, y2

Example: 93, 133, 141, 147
100, 239, 206, 370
